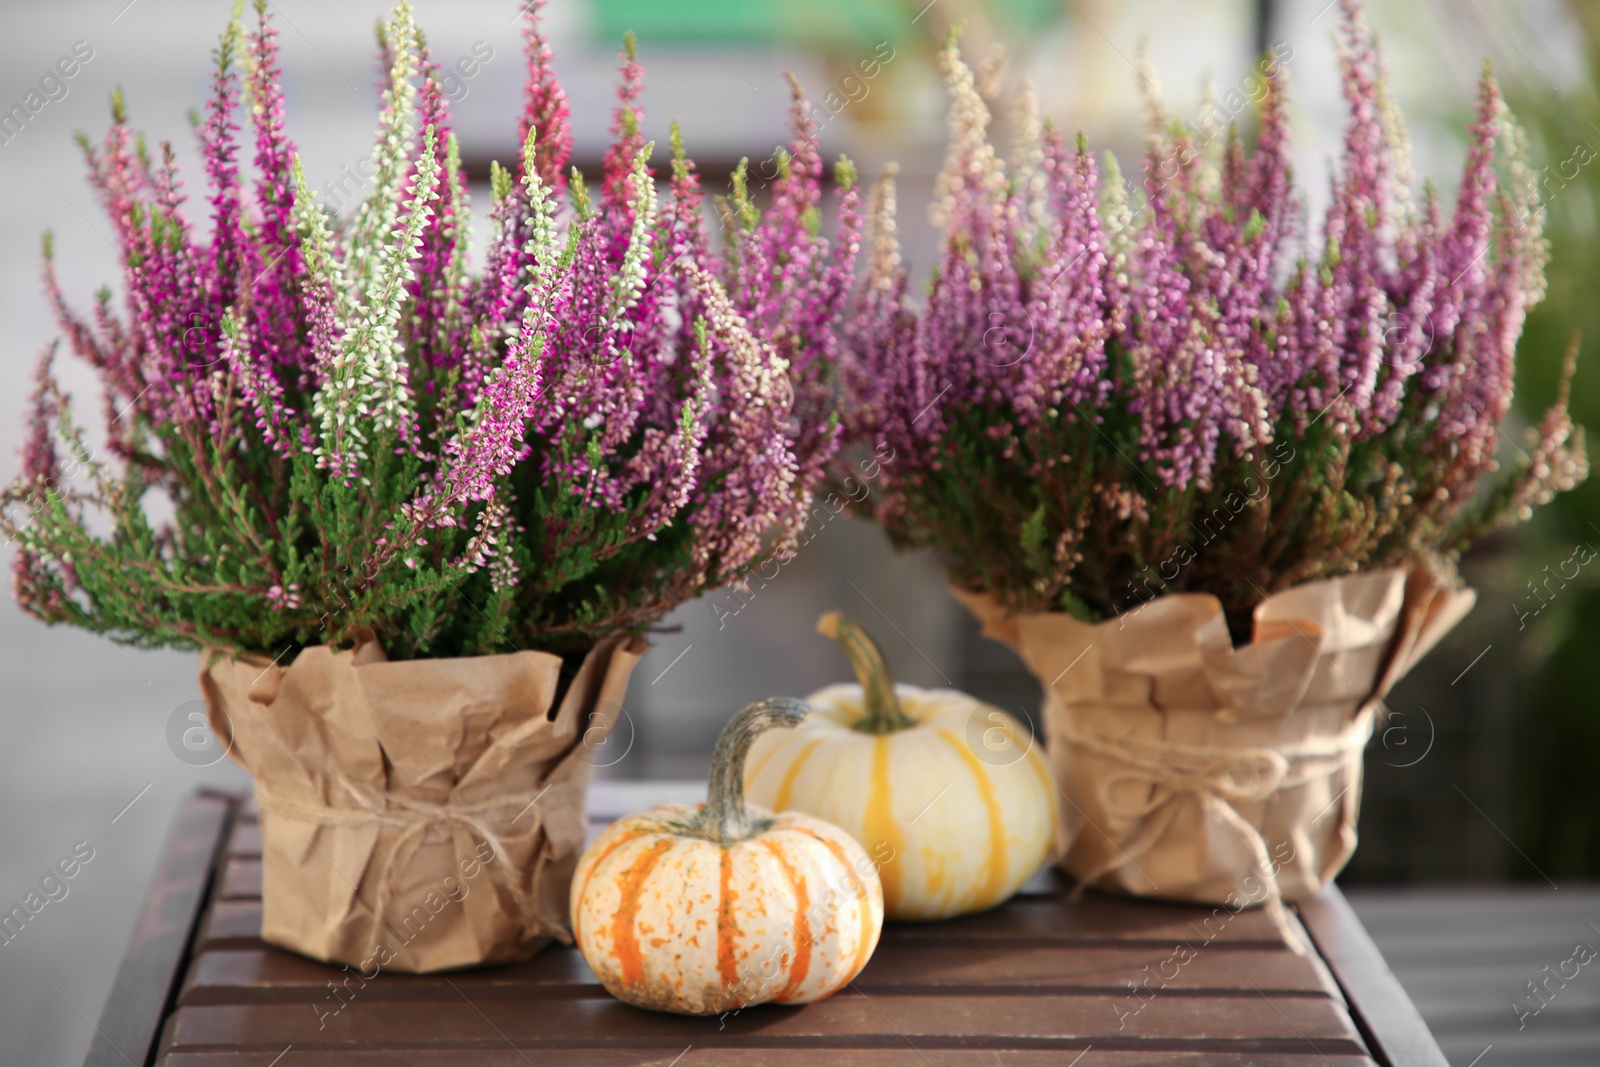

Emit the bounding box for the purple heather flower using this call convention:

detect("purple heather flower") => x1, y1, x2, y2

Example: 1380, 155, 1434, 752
6, 0, 843, 659
844, 0, 1584, 617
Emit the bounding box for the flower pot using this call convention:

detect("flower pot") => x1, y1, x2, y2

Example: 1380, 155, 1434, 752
199, 630, 644, 973
956, 566, 1473, 949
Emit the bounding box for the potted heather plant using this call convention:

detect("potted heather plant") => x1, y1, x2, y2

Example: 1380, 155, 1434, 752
2, 0, 858, 972
845, 0, 1587, 944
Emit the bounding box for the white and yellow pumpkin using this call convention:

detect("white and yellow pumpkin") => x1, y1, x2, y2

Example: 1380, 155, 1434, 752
745, 612, 1057, 920
571, 698, 884, 1016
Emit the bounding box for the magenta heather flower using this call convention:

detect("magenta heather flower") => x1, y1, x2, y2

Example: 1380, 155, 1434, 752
714, 76, 865, 492
3, 0, 843, 660
847, 0, 1585, 623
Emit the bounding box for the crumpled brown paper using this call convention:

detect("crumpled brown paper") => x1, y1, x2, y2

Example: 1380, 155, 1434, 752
957, 566, 1473, 939
199, 630, 644, 973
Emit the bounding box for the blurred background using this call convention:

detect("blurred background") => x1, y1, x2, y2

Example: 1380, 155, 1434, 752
1, 0, 1597, 1062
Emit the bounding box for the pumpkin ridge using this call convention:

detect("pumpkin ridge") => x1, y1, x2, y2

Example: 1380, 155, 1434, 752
573, 827, 656, 946
1024, 735, 1058, 840
762, 839, 813, 1001
864, 735, 906, 906
936, 727, 1010, 912
1026, 735, 1056, 797
716, 848, 740, 990
815, 831, 876, 997
772, 737, 823, 811
608, 838, 676, 990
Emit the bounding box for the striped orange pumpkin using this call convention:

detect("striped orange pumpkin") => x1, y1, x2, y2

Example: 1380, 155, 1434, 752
571, 698, 884, 1016
746, 613, 1057, 920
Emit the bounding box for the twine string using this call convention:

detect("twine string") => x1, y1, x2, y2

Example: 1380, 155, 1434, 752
255, 774, 575, 934
1056, 705, 1377, 955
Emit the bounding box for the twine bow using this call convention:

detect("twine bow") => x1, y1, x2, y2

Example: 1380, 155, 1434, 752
255, 774, 578, 940
1057, 704, 1376, 955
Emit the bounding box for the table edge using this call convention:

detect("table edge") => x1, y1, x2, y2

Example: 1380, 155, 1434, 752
84, 790, 238, 1067
1295, 885, 1449, 1067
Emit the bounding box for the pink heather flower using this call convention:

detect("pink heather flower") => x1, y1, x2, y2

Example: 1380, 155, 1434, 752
844, 0, 1584, 619
850, 5, 1524, 486
517, 0, 572, 193
715, 76, 862, 492
6, 0, 843, 659
244, 0, 306, 378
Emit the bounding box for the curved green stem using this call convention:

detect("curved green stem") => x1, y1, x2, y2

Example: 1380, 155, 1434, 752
818, 611, 915, 734
702, 697, 809, 846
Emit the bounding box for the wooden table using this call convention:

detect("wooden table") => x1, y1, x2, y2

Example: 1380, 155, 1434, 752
86, 789, 1448, 1066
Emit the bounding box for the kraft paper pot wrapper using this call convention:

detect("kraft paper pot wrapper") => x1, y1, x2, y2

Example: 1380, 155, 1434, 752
956, 566, 1473, 946
199, 630, 644, 973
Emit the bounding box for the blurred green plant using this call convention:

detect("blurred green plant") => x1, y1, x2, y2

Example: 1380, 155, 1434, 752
592, 0, 1060, 49
1501, 1, 1600, 880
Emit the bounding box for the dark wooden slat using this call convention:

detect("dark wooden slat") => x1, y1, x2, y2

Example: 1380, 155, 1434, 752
85, 792, 236, 1067
880, 895, 1299, 945
210, 859, 1299, 945
178, 941, 1338, 1007
160, 1051, 1378, 1066
684, 940, 1338, 993
215, 857, 260, 901
161, 992, 1368, 1050
225, 821, 260, 859
179, 947, 598, 1005
1296, 887, 1448, 1067
193, 900, 264, 947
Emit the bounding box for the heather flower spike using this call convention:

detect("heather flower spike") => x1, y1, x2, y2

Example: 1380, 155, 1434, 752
4, 1, 844, 662
517, 0, 572, 193
846, 0, 1585, 625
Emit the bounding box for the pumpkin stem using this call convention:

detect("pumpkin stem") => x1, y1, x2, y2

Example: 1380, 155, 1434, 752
818, 611, 915, 734
703, 697, 809, 846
